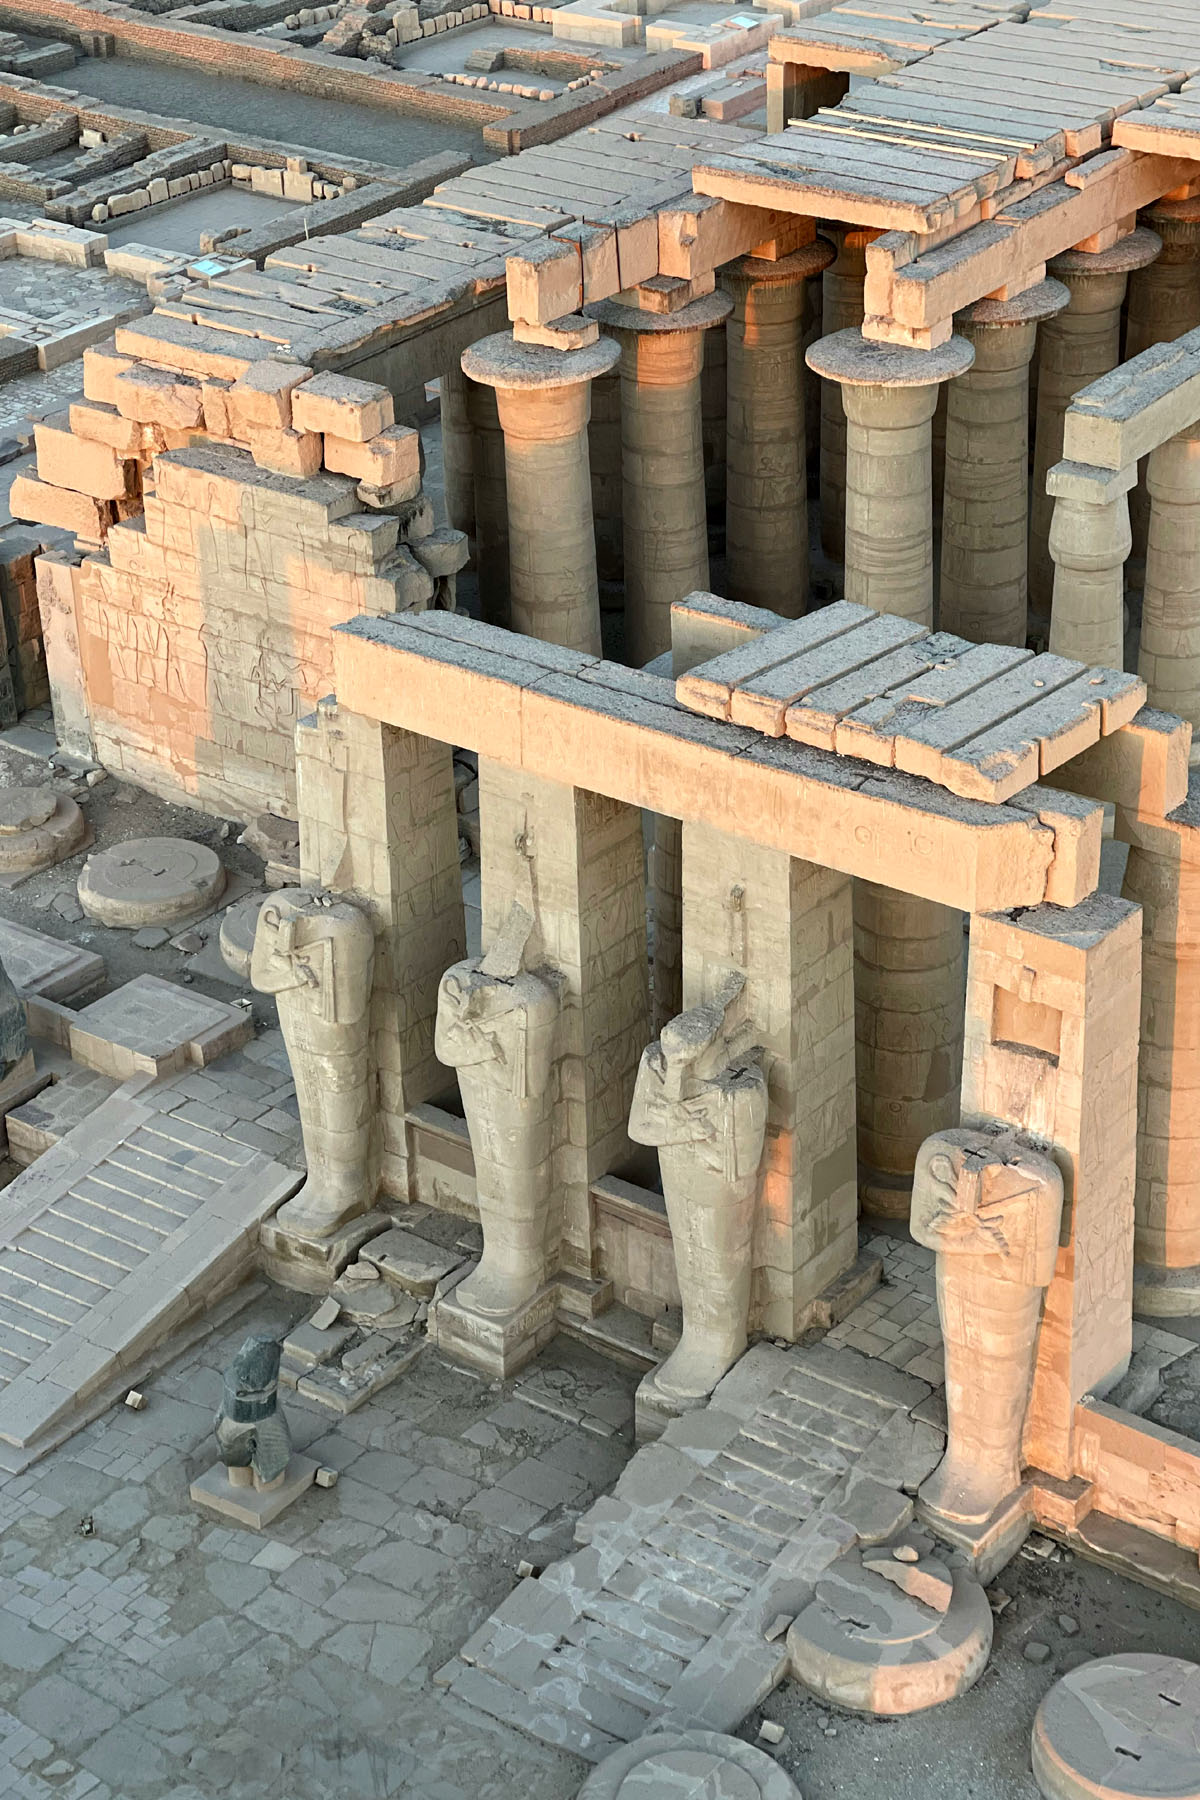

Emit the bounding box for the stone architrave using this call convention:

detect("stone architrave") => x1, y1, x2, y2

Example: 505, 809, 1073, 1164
805, 328, 975, 1219
461, 331, 618, 655
1029, 228, 1162, 626
722, 240, 834, 617
911, 1126, 1063, 1527
941, 280, 1070, 647
251, 888, 376, 1258
1139, 420, 1200, 738
592, 289, 732, 665
629, 972, 768, 1434
431, 903, 564, 1373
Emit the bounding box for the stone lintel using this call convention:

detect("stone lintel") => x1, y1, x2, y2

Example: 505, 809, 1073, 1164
1046, 458, 1138, 503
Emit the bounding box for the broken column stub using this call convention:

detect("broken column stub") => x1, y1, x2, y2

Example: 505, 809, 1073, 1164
429, 902, 564, 1378
1032, 1655, 1200, 1800
580, 1732, 803, 1800
628, 971, 768, 1440
911, 1126, 1063, 1545
77, 836, 225, 927
460, 331, 618, 656
591, 288, 732, 666
252, 888, 377, 1290
722, 240, 834, 617
0, 786, 87, 876
941, 279, 1070, 648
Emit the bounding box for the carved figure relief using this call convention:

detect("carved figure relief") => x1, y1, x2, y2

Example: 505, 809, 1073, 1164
435, 902, 564, 1318
251, 889, 376, 1240
911, 1126, 1064, 1525
629, 971, 768, 1404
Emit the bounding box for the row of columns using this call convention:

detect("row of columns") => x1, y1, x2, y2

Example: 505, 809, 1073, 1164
435, 200, 1200, 1284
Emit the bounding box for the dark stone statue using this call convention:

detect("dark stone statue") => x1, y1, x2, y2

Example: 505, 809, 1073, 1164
214, 1335, 292, 1491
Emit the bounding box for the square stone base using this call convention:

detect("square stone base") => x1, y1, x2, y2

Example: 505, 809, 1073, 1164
190, 1456, 318, 1528
634, 1367, 708, 1443
259, 1208, 391, 1295
428, 1274, 558, 1378
918, 1483, 1032, 1585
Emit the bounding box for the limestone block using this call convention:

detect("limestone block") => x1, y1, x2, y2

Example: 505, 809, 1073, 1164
34, 416, 133, 502
68, 401, 142, 459
82, 341, 135, 406
9, 475, 114, 540
291, 370, 394, 443
323, 424, 421, 490
249, 426, 323, 479
113, 364, 204, 432
228, 360, 314, 436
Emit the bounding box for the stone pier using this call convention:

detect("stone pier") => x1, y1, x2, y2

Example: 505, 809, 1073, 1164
806, 328, 975, 1215
722, 241, 833, 616
940, 280, 1069, 647
680, 822, 858, 1336
1029, 229, 1161, 626
461, 333, 619, 656
1138, 421, 1200, 736
593, 290, 732, 665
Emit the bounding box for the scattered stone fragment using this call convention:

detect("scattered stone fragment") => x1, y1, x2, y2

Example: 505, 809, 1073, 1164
765, 1613, 793, 1642
315, 1466, 339, 1489
987, 1587, 1014, 1616
124, 1389, 146, 1410
516, 1559, 536, 1578
1057, 1614, 1079, 1636
1024, 1641, 1052, 1665
758, 1720, 785, 1745
132, 927, 170, 950
311, 1296, 341, 1330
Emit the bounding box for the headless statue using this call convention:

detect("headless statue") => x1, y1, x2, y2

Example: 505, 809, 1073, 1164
629, 972, 767, 1405
214, 1334, 291, 1491
435, 903, 563, 1318
251, 889, 375, 1241
911, 1126, 1064, 1525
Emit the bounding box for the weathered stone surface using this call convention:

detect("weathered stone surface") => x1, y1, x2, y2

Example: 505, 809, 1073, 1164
1032, 1655, 1200, 1800
78, 837, 226, 928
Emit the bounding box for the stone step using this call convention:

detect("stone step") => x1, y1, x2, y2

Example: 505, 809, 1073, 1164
559, 1301, 660, 1371
6, 1067, 122, 1165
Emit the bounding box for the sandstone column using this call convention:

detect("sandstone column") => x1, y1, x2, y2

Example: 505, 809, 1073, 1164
1029, 229, 1161, 626
592, 290, 732, 666
806, 328, 975, 1216
940, 279, 1069, 646
681, 822, 858, 1338
439, 363, 475, 543
1125, 200, 1200, 561
589, 366, 623, 590
1120, 790, 1200, 1315
1047, 459, 1136, 669
702, 321, 727, 519
818, 227, 874, 561
1139, 421, 1200, 734
462, 332, 619, 656
722, 240, 834, 616
464, 371, 509, 627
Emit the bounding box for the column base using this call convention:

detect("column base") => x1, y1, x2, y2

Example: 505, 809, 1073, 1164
259, 1206, 392, 1295
634, 1365, 710, 1443
190, 1456, 318, 1528
427, 1268, 559, 1378
1133, 1260, 1200, 1318
859, 1166, 914, 1221
917, 1482, 1032, 1585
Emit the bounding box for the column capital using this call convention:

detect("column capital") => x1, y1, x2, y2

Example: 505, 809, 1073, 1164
1049, 225, 1162, 279
956, 276, 1070, 331
462, 330, 618, 393
589, 288, 732, 337
806, 326, 974, 387
723, 239, 835, 289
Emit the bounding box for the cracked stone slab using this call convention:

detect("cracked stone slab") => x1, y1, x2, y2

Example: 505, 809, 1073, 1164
0, 916, 104, 1002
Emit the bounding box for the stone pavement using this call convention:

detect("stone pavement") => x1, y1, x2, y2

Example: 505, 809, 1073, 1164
0, 1030, 305, 1470
0, 1289, 638, 1800
440, 1340, 945, 1761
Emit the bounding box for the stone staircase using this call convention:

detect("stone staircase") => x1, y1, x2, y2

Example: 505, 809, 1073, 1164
438, 1342, 945, 1760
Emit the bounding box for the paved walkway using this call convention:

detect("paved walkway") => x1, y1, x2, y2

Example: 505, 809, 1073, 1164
440, 1341, 946, 1760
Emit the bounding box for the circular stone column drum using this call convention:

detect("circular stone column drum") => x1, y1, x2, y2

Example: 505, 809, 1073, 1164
722, 240, 834, 617
0, 787, 87, 875
592, 289, 732, 667
578, 1731, 803, 1800
1032, 1655, 1200, 1800
78, 837, 226, 927
462, 332, 619, 657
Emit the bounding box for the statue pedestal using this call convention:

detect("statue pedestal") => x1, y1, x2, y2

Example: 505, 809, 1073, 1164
190, 1455, 317, 1528
427, 1266, 558, 1378
918, 1483, 1032, 1586
259, 1206, 391, 1295
634, 1367, 709, 1443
